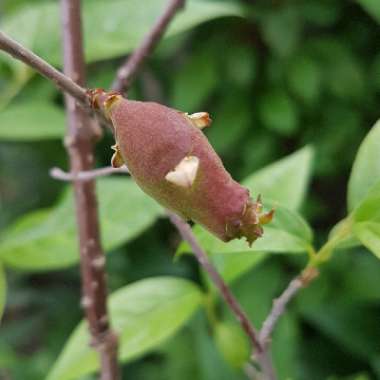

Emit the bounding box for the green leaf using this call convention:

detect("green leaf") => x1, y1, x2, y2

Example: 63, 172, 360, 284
287, 55, 322, 104
258, 89, 299, 136
339, 251, 380, 303
303, 303, 380, 360
46, 277, 203, 380
348, 120, 380, 211
353, 222, 380, 259
372, 356, 380, 379
0, 6, 40, 74
0, 178, 162, 271
0, 102, 65, 141
313, 104, 362, 177
309, 39, 365, 101
270, 201, 313, 242
0, 263, 6, 322
206, 90, 251, 154
329, 218, 360, 250
260, 6, 301, 57
351, 181, 380, 258
178, 224, 308, 255
223, 45, 256, 87
357, 0, 380, 24
208, 251, 266, 285
0, 209, 75, 270
171, 48, 218, 112
213, 321, 249, 368
272, 313, 300, 379
300, 1, 341, 27
2, 0, 244, 66
352, 180, 380, 223
98, 178, 163, 250
371, 53, 380, 90
243, 146, 314, 211
178, 204, 313, 256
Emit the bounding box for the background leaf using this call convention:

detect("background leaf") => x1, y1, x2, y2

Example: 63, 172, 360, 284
286, 55, 322, 104
0, 178, 162, 270
213, 321, 249, 368
243, 146, 314, 211
271, 312, 300, 379
348, 120, 380, 211
302, 303, 380, 361
1, 0, 244, 66
259, 5, 301, 58
0, 103, 65, 141
0, 263, 6, 321
352, 181, 380, 258
46, 277, 203, 380
171, 48, 218, 112
206, 91, 251, 154
258, 89, 299, 136
353, 223, 380, 259
178, 204, 313, 257
357, 0, 380, 23
207, 251, 266, 286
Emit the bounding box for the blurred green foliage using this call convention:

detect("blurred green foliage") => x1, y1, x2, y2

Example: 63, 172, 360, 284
0, 0, 380, 379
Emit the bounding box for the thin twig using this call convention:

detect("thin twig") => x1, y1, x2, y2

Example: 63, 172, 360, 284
50, 166, 129, 182
60, 1, 120, 379
111, 0, 185, 93
168, 212, 276, 379
259, 267, 319, 347
259, 277, 303, 346
168, 213, 261, 349
0, 31, 87, 105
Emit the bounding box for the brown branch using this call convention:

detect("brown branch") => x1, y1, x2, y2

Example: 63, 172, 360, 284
50, 166, 129, 182
259, 267, 319, 347
168, 212, 276, 379
0, 31, 88, 105
60, 1, 119, 379
111, 0, 185, 93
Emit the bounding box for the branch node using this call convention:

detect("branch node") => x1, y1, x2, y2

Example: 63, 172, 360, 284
81, 296, 94, 309
300, 267, 319, 286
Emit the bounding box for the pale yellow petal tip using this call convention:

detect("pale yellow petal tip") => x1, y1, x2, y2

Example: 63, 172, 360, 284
185, 112, 212, 129
111, 144, 125, 168
165, 156, 200, 188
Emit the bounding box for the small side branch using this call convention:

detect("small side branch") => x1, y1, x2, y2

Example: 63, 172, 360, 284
167, 213, 261, 349
0, 31, 88, 105
259, 267, 319, 346
60, 1, 120, 379
168, 212, 276, 379
111, 0, 185, 93
50, 166, 129, 182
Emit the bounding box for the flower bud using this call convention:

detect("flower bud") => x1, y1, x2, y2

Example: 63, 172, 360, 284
89, 89, 273, 245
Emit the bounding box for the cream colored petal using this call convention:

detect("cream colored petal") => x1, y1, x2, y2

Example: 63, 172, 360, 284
165, 156, 200, 188
111, 144, 125, 168
184, 112, 212, 129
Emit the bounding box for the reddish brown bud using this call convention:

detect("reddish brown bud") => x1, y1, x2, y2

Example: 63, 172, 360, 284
90, 90, 273, 244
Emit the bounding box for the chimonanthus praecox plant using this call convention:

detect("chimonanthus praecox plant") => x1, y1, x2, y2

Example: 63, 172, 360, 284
0, 0, 379, 380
